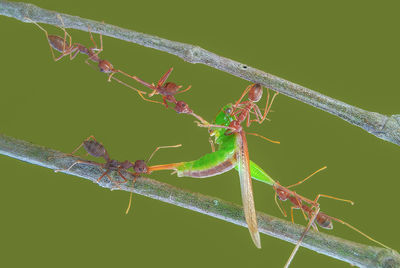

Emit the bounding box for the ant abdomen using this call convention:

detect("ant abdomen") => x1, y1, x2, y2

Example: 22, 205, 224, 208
83, 140, 106, 158
248, 84, 263, 103
48, 35, 68, 53
163, 82, 180, 95
98, 60, 115, 73
316, 212, 333, 229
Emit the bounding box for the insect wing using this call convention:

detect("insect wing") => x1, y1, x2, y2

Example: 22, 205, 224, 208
236, 131, 261, 248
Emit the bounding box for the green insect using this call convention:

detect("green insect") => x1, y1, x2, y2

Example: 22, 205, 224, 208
149, 101, 274, 248
149, 92, 389, 251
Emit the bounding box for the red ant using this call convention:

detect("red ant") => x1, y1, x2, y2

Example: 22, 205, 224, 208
26, 16, 158, 103
196, 84, 280, 144
27, 15, 117, 79
55, 136, 181, 213
128, 67, 192, 108
55, 136, 141, 184
230, 83, 279, 127
272, 167, 389, 267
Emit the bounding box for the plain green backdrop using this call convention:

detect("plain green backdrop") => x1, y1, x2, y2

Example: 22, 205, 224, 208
0, 1, 399, 267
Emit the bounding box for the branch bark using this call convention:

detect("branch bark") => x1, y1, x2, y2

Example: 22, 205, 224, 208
1, 1, 399, 147
0, 133, 398, 268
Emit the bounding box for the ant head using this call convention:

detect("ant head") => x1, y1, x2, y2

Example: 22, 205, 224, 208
316, 212, 333, 229
134, 160, 148, 174
248, 84, 263, 103
225, 120, 241, 135
98, 60, 115, 73
174, 101, 192, 114
274, 184, 290, 201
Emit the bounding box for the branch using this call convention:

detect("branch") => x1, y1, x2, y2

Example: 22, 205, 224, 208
1, 1, 399, 147
0, 133, 398, 267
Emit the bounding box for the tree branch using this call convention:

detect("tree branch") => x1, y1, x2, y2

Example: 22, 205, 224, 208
0, 133, 398, 267
1, 1, 399, 147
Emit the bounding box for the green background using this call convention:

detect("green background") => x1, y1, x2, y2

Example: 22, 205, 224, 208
0, 1, 399, 267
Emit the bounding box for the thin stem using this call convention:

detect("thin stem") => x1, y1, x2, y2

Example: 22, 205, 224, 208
1, 1, 399, 146
0, 133, 398, 268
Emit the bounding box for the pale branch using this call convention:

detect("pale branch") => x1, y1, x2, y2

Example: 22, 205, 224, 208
0, 133, 399, 267
1, 1, 399, 147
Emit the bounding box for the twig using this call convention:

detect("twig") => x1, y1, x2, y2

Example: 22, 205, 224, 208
0, 1, 399, 147
0, 133, 398, 268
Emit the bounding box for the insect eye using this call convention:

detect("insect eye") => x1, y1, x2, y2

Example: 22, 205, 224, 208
225, 108, 232, 114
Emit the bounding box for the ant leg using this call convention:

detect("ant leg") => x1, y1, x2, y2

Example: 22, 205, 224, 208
231, 84, 253, 115
162, 97, 169, 108
314, 194, 354, 205
259, 90, 279, 124
148, 90, 158, 97
26, 18, 59, 61
290, 207, 295, 223
87, 24, 103, 58
249, 105, 266, 125
157, 67, 174, 87
69, 135, 98, 156
208, 137, 215, 152
70, 48, 81, 60
103, 173, 123, 191
116, 70, 158, 91
109, 76, 164, 105
55, 14, 76, 61
107, 72, 116, 82
327, 215, 390, 249
147, 144, 182, 163
176, 85, 192, 95
286, 166, 328, 189
96, 170, 110, 182
117, 169, 129, 183
274, 193, 287, 217
54, 159, 99, 173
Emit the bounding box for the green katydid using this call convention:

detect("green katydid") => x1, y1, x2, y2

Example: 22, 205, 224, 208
149, 85, 390, 251
149, 95, 276, 248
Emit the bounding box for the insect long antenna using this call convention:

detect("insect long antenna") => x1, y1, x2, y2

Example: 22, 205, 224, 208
125, 177, 137, 215
247, 132, 280, 144
147, 163, 183, 173
287, 166, 327, 189
329, 215, 390, 249
158, 67, 174, 86
314, 194, 354, 205
284, 207, 320, 268
147, 144, 182, 163
126, 193, 133, 214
